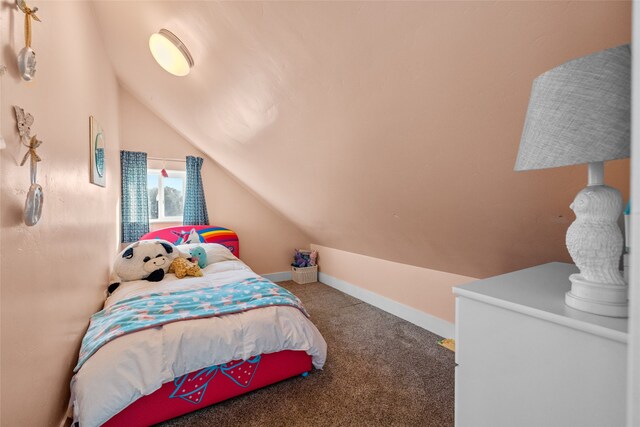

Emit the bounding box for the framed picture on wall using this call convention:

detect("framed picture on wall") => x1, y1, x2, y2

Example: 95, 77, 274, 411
90, 116, 106, 187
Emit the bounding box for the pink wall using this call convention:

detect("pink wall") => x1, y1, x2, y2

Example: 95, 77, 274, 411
1, 2, 121, 425
119, 87, 311, 273
93, 1, 631, 280
0, 2, 633, 424
312, 244, 475, 324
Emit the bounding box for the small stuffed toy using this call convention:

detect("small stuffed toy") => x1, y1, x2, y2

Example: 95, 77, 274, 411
109, 239, 181, 294
292, 249, 311, 267
291, 249, 318, 268
190, 247, 208, 269
169, 257, 203, 279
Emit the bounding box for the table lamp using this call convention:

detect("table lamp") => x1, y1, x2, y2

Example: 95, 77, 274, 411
515, 44, 630, 317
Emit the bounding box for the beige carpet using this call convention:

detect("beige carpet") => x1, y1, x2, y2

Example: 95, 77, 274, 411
159, 281, 455, 427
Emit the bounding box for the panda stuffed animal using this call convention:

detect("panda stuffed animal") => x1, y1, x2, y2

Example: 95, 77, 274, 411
108, 239, 182, 294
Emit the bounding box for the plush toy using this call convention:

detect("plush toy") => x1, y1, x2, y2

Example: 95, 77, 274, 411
169, 257, 203, 279
292, 249, 310, 267
292, 250, 309, 267
108, 239, 181, 294
291, 249, 318, 268
190, 247, 208, 269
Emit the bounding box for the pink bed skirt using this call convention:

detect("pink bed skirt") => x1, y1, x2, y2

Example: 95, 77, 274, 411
103, 350, 312, 426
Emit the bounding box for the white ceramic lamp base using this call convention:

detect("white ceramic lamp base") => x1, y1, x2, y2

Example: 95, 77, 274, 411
566, 274, 628, 317
565, 163, 628, 318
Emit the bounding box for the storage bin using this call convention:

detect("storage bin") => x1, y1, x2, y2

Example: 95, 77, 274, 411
291, 265, 318, 284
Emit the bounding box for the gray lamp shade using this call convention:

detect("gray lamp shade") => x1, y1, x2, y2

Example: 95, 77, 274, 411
515, 44, 630, 171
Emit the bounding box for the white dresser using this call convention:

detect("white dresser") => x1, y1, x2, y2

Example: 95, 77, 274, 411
453, 262, 628, 427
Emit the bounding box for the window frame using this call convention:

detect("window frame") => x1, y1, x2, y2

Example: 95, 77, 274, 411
147, 168, 187, 223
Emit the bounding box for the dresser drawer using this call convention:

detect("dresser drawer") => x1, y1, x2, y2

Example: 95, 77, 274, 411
455, 295, 627, 427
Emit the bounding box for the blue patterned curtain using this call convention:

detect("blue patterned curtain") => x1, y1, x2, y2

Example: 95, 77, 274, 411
183, 156, 209, 225
120, 151, 149, 242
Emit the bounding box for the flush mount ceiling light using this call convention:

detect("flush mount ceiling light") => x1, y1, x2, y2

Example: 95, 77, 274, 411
149, 29, 194, 77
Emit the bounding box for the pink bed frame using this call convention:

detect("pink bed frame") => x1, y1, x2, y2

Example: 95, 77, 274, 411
103, 351, 312, 426
100, 226, 312, 426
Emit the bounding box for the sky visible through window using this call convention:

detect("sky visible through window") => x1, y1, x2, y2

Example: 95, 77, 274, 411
147, 170, 184, 220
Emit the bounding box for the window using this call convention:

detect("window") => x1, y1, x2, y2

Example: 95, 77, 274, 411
147, 169, 186, 222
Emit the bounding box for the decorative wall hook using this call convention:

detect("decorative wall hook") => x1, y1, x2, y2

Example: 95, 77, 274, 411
16, 0, 41, 81
14, 105, 34, 142
14, 105, 44, 164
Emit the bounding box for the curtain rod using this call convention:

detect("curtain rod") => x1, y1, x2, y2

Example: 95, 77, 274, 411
147, 156, 186, 163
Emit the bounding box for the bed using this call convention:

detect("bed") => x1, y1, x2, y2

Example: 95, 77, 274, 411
69, 226, 327, 427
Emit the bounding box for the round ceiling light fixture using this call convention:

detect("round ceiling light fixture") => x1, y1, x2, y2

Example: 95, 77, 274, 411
149, 29, 194, 77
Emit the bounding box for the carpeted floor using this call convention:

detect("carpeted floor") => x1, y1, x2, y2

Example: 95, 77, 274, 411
159, 281, 455, 427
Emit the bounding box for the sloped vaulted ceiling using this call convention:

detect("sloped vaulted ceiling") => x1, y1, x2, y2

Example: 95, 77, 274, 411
92, 1, 631, 278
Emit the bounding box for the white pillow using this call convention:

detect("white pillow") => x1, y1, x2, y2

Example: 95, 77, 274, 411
202, 260, 251, 275
178, 243, 238, 265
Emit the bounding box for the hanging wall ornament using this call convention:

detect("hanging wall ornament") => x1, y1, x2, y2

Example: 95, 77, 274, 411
16, 0, 41, 81
14, 106, 44, 226
22, 135, 43, 226
0, 65, 7, 150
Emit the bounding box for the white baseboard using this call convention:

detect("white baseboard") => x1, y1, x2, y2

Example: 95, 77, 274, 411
318, 272, 454, 338
262, 271, 292, 282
